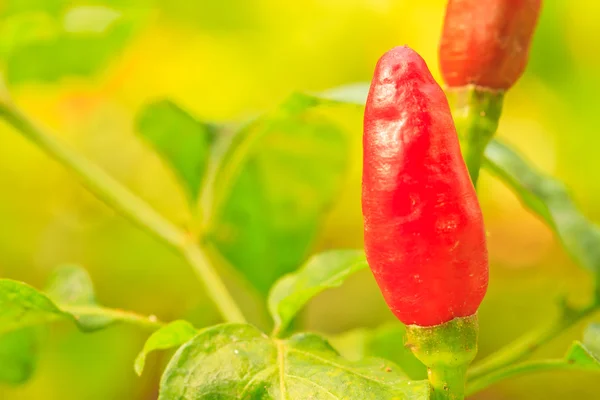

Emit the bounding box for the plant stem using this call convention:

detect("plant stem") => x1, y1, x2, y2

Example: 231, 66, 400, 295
467, 302, 599, 381
447, 86, 504, 186
406, 315, 479, 400
0, 97, 246, 325
429, 365, 468, 400
466, 358, 580, 396
62, 305, 165, 330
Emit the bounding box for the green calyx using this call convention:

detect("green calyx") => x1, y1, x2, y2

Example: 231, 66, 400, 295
447, 85, 504, 186
406, 314, 479, 400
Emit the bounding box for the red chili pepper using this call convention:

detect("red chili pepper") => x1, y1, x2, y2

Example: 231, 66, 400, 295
362, 46, 488, 327
439, 0, 542, 90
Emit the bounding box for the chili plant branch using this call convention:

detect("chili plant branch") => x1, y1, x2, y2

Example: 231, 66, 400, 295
0, 94, 246, 325
63, 305, 165, 330
466, 356, 591, 397
446, 86, 504, 186
468, 300, 599, 382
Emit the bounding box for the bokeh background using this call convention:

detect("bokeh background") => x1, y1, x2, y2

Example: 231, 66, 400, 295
1, 0, 599, 399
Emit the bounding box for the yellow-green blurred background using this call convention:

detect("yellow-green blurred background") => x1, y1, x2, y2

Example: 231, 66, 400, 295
1, 0, 599, 399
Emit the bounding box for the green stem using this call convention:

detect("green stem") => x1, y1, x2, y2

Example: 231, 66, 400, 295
468, 302, 599, 381
0, 96, 246, 325
429, 365, 468, 400
62, 305, 165, 330
406, 315, 479, 400
466, 358, 582, 396
447, 86, 504, 186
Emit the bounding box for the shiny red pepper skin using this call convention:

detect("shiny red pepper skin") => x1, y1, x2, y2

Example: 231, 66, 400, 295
362, 46, 488, 327
439, 0, 542, 90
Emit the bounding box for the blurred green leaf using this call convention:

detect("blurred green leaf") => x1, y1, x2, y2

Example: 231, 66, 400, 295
136, 100, 216, 204
0, 267, 161, 335
45, 265, 114, 331
368, 324, 427, 381
467, 341, 600, 396
0, 279, 69, 334
317, 83, 369, 105
209, 93, 350, 294
134, 320, 197, 376
483, 140, 600, 279
268, 249, 367, 337
0, 268, 163, 385
584, 323, 600, 357
0, 328, 38, 385
328, 324, 427, 381
0, 5, 142, 84
159, 323, 429, 399
564, 341, 600, 370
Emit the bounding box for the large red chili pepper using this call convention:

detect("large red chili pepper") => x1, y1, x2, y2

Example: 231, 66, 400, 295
439, 0, 542, 90
362, 46, 488, 327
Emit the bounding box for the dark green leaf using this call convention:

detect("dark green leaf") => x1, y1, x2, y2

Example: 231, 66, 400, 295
1, 5, 142, 84
136, 100, 216, 204
45, 265, 114, 331
159, 323, 430, 399
0, 328, 38, 385
135, 320, 197, 376
483, 140, 600, 277
268, 250, 367, 336
209, 93, 350, 294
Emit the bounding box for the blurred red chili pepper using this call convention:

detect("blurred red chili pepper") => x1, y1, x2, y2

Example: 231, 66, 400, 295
439, 0, 542, 90
362, 46, 488, 327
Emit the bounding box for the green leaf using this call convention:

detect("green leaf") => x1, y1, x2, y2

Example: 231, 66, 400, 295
328, 324, 427, 381
0, 279, 69, 334
0, 267, 161, 335
317, 83, 370, 105
583, 323, 600, 357
134, 320, 197, 376
159, 323, 430, 399
367, 324, 428, 380
268, 249, 367, 337
564, 341, 600, 371
45, 265, 114, 331
136, 100, 216, 204
209, 93, 350, 294
0, 328, 38, 385
0, 5, 142, 84
483, 140, 600, 277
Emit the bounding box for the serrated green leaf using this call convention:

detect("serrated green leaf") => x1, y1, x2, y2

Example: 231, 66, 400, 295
483, 140, 600, 277
45, 265, 114, 331
208, 93, 350, 294
159, 323, 430, 399
0, 328, 38, 385
268, 250, 367, 336
135, 320, 197, 376
1, 5, 142, 84
136, 100, 216, 204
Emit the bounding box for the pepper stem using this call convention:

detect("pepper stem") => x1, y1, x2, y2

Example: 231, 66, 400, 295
447, 86, 504, 186
406, 314, 478, 400
428, 364, 468, 400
